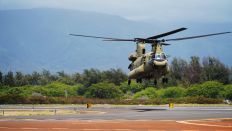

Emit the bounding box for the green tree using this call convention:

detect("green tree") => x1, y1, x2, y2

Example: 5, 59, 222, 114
85, 82, 122, 99
186, 81, 224, 98
169, 58, 188, 85
0, 71, 3, 86
44, 82, 79, 97
28, 71, 41, 85
222, 85, 232, 100
186, 56, 202, 84
57, 71, 67, 78
82, 68, 102, 87
202, 57, 230, 84
230, 67, 232, 84
40, 69, 57, 85
133, 87, 157, 99
3, 71, 15, 87
57, 71, 75, 85
120, 81, 144, 94
161, 86, 185, 98
101, 68, 127, 85
7, 87, 23, 96
72, 72, 82, 84
15, 71, 26, 86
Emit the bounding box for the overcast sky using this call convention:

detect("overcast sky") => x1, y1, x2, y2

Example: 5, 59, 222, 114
0, 0, 231, 23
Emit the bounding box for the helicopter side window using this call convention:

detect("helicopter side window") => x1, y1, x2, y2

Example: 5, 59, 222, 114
161, 53, 166, 59
152, 54, 156, 59
142, 49, 145, 54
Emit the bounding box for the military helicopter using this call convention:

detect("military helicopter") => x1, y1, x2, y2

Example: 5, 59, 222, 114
70, 28, 230, 85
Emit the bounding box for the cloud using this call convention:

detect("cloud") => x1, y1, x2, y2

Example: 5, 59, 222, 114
0, 0, 231, 23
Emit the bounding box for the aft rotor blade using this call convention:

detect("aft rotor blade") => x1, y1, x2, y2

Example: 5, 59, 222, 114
69, 34, 121, 40
70, 34, 141, 42
165, 32, 231, 41
147, 27, 187, 39
161, 43, 171, 46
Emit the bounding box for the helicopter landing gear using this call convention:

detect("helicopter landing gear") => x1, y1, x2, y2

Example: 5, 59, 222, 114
128, 79, 131, 85
162, 77, 168, 84
136, 78, 142, 83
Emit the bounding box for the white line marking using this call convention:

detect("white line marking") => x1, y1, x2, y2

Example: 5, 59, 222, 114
177, 120, 232, 128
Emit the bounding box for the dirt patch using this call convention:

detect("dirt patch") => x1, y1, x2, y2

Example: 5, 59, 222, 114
0, 120, 231, 131
0, 110, 105, 116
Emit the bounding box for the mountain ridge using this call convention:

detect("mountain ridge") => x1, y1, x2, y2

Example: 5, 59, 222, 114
0, 8, 231, 73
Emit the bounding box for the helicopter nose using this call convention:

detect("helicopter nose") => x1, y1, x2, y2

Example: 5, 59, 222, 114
153, 60, 167, 66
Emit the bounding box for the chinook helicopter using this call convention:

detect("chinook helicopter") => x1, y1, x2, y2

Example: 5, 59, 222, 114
70, 28, 230, 85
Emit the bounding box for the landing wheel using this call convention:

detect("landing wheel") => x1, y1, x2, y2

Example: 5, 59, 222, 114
136, 79, 142, 83
162, 78, 168, 84
128, 79, 131, 85
154, 79, 157, 86
166, 78, 168, 83
162, 78, 165, 84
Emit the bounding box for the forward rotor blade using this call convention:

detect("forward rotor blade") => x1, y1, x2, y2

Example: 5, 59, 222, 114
103, 38, 157, 43
147, 27, 187, 39
165, 32, 231, 41
69, 34, 121, 40
103, 39, 135, 42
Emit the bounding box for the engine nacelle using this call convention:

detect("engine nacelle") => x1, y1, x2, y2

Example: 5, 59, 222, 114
128, 53, 138, 61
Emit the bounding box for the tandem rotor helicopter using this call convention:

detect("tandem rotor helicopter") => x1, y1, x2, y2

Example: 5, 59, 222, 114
70, 28, 231, 85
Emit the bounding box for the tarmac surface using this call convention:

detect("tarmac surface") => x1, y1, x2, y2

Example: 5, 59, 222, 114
0, 104, 232, 130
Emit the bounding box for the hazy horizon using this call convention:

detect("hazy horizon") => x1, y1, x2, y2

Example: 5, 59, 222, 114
0, 0, 231, 23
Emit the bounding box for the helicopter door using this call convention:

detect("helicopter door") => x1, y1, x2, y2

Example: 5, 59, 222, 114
142, 49, 145, 54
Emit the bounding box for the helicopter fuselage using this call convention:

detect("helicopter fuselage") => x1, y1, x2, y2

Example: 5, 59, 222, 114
128, 52, 169, 81
128, 42, 169, 83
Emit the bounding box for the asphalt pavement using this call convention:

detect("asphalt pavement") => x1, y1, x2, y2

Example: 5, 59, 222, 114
0, 104, 232, 121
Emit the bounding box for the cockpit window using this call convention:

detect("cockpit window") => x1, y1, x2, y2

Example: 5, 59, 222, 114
152, 53, 166, 61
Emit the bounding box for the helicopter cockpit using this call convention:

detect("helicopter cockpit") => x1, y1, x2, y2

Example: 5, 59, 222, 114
152, 53, 167, 61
